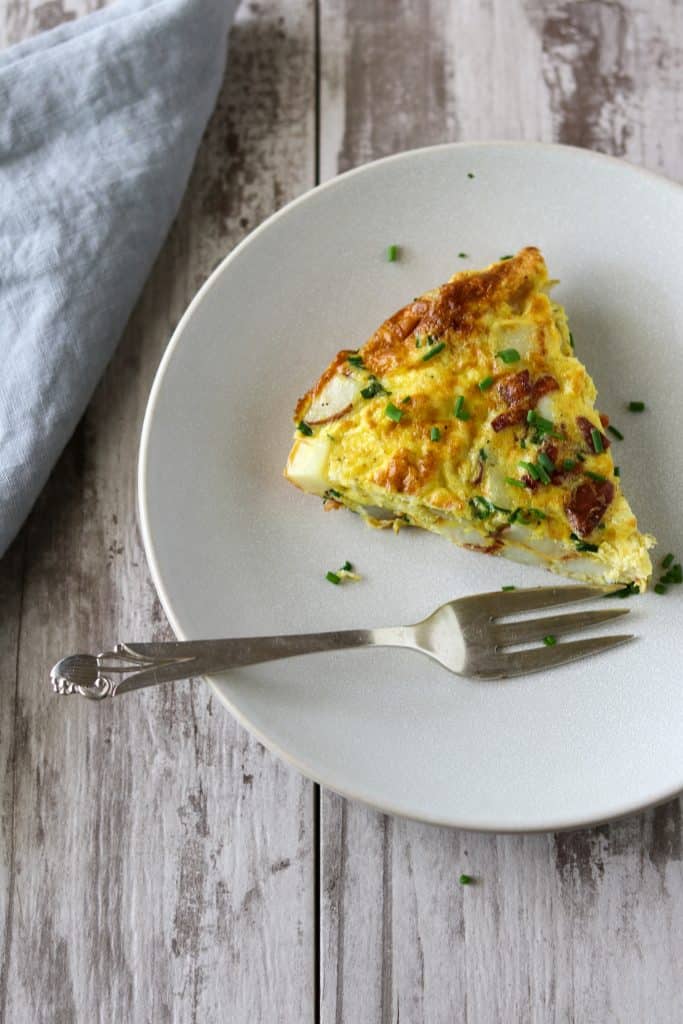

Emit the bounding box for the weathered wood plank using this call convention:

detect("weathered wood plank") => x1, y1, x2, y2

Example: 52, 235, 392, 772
0, 1, 316, 1021
319, 2, 683, 1022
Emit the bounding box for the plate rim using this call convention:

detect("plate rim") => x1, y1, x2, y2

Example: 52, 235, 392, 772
138, 140, 683, 832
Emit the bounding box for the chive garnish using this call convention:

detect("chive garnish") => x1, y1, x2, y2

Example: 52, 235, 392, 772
501, 585, 516, 591
458, 252, 468, 258
506, 477, 525, 488
604, 582, 640, 598
525, 409, 561, 438
387, 244, 398, 262
340, 561, 352, 572
422, 342, 445, 361
628, 401, 645, 412
537, 451, 556, 476
426, 334, 439, 345
459, 874, 473, 885
479, 375, 494, 391
326, 571, 341, 585
499, 254, 513, 261
614, 466, 620, 477
585, 470, 607, 482
385, 401, 403, 422
347, 354, 364, 367
662, 553, 674, 569
469, 496, 510, 520
402, 396, 411, 404
655, 583, 667, 595
415, 337, 422, 348
430, 426, 441, 442
519, 460, 540, 480
454, 396, 470, 420
497, 348, 521, 364
607, 425, 623, 440
563, 458, 577, 471
361, 378, 388, 399
297, 421, 313, 436
590, 428, 604, 453
543, 635, 557, 646
467, 172, 475, 179
569, 331, 575, 350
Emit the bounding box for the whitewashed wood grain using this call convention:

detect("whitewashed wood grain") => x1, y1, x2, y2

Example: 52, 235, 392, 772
319, 2, 683, 1022
0, 1, 317, 1021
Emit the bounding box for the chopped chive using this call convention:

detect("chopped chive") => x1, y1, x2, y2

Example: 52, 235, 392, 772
323, 488, 341, 499
519, 460, 540, 480
499, 254, 513, 261
526, 409, 555, 435
430, 426, 441, 442
628, 401, 645, 412
459, 873, 473, 885
563, 458, 577, 471
543, 635, 557, 646
607, 424, 624, 440
479, 375, 494, 391
326, 571, 341, 585
415, 337, 422, 348
662, 553, 674, 569
479, 448, 488, 461
591, 428, 604, 454
501, 585, 516, 591
422, 341, 446, 362
569, 331, 575, 350
467, 172, 475, 179
340, 561, 352, 572
458, 252, 468, 258
614, 466, 620, 477
453, 395, 471, 420
585, 470, 607, 482
519, 438, 527, 449
536, 464, 551, 485
297, 420, 313, 436
426, 334, 439, 346
538, 451, 556, 475
506, 477, 526, 488
385, 401, 403, 422
387, 244, 398, 262
402, 395, 411, 404
497, 348, 521, 364
347, 354, 364, 367
655, 583, 668, 595
604, 582, 640, 598
361, 378, 388, 400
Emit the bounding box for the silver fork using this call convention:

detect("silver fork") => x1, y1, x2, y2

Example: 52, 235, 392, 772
50, 585, 633, 700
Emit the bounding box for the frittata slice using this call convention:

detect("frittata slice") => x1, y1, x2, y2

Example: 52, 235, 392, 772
285, 247, 654, 589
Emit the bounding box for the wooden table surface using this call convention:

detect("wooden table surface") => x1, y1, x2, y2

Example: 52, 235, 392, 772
2, 1, 682, 1021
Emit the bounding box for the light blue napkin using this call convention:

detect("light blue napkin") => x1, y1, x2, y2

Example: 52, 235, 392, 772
0, 0, 238, 557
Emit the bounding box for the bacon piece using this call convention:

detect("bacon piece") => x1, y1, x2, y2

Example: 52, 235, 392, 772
491, 407, 528, 432
599, 412, 610, 428
532, 374, 560, 401
565, 478, 615, 537
577, 415, 610, 452
497, 370, 531, 407
471, 457, 484, 486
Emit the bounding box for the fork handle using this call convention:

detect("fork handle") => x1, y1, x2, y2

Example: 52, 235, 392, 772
50, 627, 406, 699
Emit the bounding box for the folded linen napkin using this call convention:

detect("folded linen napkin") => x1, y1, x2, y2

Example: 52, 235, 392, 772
0, 0, 238, 557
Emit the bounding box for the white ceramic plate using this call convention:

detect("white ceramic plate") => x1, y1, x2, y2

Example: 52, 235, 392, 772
139, 143, 683, 832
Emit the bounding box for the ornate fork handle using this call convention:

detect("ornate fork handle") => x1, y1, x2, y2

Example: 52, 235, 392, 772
50, 628, 405, 699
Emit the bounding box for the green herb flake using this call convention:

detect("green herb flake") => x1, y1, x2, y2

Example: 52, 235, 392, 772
538, 451, 556, 476
340, 561, 352, 572
628, 401, 645, 412
387, 244, 398, 262
454, 395, 470, 421
385, 401, 403, 422
361, 378, 388, 400
655, 583, 668, 595
347, 354, 364, 367
501, 585, 516, 591
585, 470, 607, 483
614, 466, 621, 477
326, 571, 341, 585
467, 172, 475, 179
297, 420, 313, 436
591, 428, 604, 454
662, 553, 675, 569
458, 252, 468, 258
543, 635, 557, 646
402, 395, 411, 404
422, 341, 446, 362
479, 375, 494, 391
604, 582, 640, 599
459, 873, 473, 885
479, 448, 488, 461
607, 424, 624, 441
497, 348, 521, 364
563, 458, 577, 471
569, 331, 575, 350
506, 477, 525, 489
499, 254, 513, 261
430, 426, 441, 442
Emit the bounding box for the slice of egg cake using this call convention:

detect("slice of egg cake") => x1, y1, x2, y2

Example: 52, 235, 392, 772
285, 247, 654, 590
